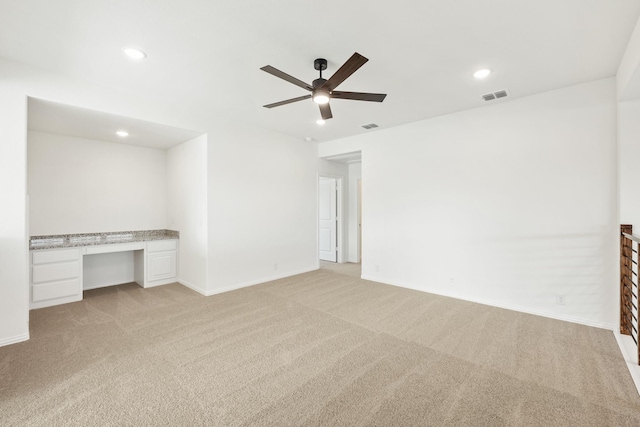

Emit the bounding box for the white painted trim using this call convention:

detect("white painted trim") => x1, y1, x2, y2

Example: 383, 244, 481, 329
205, 267, 319, 297
336, 177, 344, 263
83, 277, 175, 291
613, 332, 640, 396
0, 332, 29, 347
143, 279, 176, 288
178, 279, 208, 296
361, 274, 616, 331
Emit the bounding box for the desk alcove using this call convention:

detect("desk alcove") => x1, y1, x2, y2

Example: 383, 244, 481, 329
29, 232, 178, 310
83, 251, 137, 291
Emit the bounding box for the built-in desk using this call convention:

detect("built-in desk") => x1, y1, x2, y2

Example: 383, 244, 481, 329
29, 230, 179, 309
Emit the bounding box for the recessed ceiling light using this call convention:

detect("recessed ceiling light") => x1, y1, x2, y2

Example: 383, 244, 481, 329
122, 47, 147, 60
304, 137, 314, 142
316, 119, 326, 125
473, 69, 491, 79
116, 130, 129, 137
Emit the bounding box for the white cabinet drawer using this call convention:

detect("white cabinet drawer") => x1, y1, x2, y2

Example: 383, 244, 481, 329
32, 261, 80, 283
84, 242, 144, 254
32, 279, 81, 302
32, 248, 81, 265
147, 240, 177, 252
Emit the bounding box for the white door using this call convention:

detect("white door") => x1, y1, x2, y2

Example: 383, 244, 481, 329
319, 177, 337, 262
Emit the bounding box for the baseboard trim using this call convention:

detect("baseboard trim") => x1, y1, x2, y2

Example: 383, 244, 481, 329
360, 274, 616, 331
613, 332, 640, 396
178, 279, 208, 296
0, 332, 29, 348
83, 280, 136, 291
206, 267, 319, 297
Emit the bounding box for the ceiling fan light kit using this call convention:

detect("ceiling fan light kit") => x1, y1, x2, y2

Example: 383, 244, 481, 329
261, 52, 386, 121
312, 93, 330, 104
312, 90, 330, 104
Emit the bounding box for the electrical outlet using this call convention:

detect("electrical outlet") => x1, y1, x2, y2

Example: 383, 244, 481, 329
375, 264, 380, 272
556, 295, 566, 305
274, 263, 278, 271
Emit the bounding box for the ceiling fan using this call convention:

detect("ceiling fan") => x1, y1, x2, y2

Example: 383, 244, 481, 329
260, 52, 386, 121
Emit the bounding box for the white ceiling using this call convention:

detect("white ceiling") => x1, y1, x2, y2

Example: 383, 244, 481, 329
28, 98, 202, 149
2, 0, 640, 146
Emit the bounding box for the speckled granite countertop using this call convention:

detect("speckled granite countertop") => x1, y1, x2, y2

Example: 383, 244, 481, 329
30, 229, 179, 250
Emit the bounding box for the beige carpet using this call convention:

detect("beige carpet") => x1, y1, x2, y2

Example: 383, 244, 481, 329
1, 263, 639, 426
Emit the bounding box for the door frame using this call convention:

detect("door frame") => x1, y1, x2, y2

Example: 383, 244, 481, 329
317, 174, 344, 263
357, 178, 362, 263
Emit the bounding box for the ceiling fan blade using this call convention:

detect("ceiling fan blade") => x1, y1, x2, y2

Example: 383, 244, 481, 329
319, 103, 333, 120
321, 52, 369, 91
330, 91, 387, 102
263, 94, 312, 109
260, 65, 313, 91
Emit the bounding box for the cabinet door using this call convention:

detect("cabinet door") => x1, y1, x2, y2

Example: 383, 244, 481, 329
147, 251, 177, 282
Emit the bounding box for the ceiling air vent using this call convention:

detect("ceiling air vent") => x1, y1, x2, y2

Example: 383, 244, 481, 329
494, 90, 508, 99
361, 123, 379, 130
482, 89, 509, 101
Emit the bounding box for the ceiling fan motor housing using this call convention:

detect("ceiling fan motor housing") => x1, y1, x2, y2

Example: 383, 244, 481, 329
312, 78, 328, 90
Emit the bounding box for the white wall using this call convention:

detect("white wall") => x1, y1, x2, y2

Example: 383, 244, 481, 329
167, 134, 208, 294
619, 99, 640, 226
28, 131, 167, 235
618, 14, 640, 226
206, 124, 319, 294
317, 157, 349, 178
616, 21, 640, 387
0, 86, 29, 346
324, 79, 619, 329
618, 14, 640, 100
83, 252, 135, 290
